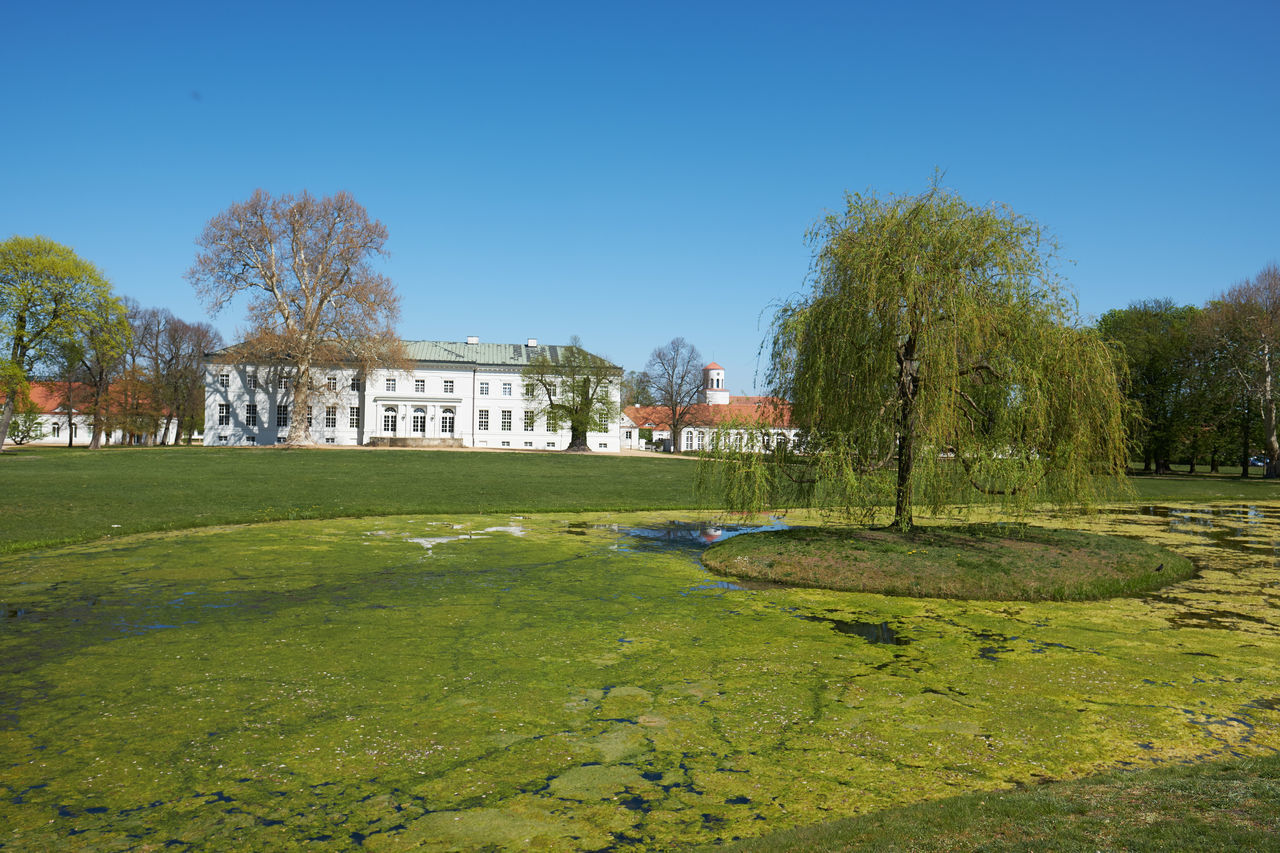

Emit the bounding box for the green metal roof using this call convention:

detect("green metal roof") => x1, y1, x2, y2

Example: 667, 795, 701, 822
404, 340, 617, 369
209, 340, 618, 370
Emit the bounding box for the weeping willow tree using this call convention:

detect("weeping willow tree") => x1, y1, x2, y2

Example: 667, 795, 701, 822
698, 183, 1130, 532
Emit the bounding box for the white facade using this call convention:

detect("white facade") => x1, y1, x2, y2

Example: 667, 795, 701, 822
203, 339, 624, 452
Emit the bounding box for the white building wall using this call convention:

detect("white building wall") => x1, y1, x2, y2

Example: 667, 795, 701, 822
204, 358, 623, 452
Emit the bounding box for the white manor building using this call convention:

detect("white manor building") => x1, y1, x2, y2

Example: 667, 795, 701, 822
203, 337, 624, 451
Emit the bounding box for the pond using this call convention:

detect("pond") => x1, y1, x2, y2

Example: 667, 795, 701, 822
1, 506, 1278, 850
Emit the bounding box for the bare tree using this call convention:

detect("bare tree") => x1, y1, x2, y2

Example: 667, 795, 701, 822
187, 190, 404, 446
645, 337, 704, 453
1207, 264, 1280, 477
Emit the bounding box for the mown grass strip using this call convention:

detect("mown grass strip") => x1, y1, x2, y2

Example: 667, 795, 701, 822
3, 447, 1278, 554
712, 752, 1280, 852
0, 446, 699, 553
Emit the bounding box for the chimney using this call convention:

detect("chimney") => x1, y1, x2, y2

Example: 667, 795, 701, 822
526, 338, 538, 347
466, 335, 479, 345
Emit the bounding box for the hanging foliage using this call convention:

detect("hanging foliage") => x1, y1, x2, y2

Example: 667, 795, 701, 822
698, 182, 1131, 531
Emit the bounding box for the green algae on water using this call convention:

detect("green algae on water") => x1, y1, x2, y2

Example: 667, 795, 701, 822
1, 508, 1279, 850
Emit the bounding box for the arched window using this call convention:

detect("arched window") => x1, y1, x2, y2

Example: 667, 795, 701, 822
412, 408, 426, 434
52, 422, 61, 438
383, 407, 397, 434
441, 408, 455, 435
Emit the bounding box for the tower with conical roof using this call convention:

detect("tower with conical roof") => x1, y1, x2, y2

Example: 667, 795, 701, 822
700, 362, 730, 405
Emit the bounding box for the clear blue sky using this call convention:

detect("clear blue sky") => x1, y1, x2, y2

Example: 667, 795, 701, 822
4, 1, 1276, 393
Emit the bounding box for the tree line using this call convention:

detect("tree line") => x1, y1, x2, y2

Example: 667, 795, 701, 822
1098, 263, 1280, 477
1, 236, 220, 450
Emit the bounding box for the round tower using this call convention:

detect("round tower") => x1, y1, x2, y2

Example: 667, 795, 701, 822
701, 362, 730, 405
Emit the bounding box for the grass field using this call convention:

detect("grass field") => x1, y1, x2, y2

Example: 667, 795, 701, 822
3, 445, 1278, 554
713, 751, 1280, 852
0, 446, 699, 553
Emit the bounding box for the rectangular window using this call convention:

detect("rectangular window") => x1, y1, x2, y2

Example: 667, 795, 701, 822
479, 382, 489, 396
218, 434, 228, 444
478, 409, 489, 431
324, 376, 335, 391
325, 405, 337, 428
245, 404, 258, 427
502, 382, 512, 396
598, 443, 608, 449
281, 378, 291, 391
414, 379, 425, 393
325, 437, 335, 444
501, 410, 512, 431
247, 374, 257, 391
276, 404, 289, 427
350, 377, 360, 392
501, 440, 510, 447
546, 441, 556, 448
307, 407, 313, 427
385, 378, 396, 392
349, 406, 360, 428
523, 441, 533, 447
218, 403, 229, 426
443, 380, 454, 394
246, 435, 256, 445
524, 412, 535, 431
218, 373, 229, 389
625, 430, 632, 440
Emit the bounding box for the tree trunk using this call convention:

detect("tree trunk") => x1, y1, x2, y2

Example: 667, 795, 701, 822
892, 335, 918, 532
1241, 395, 1252, 478
566, 425, 590, 451
0, 396, 15, 450
1265, 343, 1280, 479
88, 381, 105, 450
1210, 451, 1220, 474
286, 365, 313, 445
1187, 455, 1196, 474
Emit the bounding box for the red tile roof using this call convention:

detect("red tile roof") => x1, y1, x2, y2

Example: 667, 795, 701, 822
26, 382, 91, 413
624, 398, 791, 432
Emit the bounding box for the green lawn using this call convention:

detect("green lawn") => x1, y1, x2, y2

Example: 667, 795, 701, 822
3, 446, 1278, 554
0, 446, 700, 553
713, 751, 1280, 852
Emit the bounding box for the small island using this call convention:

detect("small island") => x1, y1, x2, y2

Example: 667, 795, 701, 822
703, 523, 1193, 601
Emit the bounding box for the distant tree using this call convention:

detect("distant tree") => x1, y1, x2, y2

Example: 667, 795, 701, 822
644, 337, 704, 453
188, 190, 404, 446
621, 370, 655, 406
0, 236, 116, 449
1203, 264, 1280, 477
1097, 300, 1197, 474
522, 337, 620, 451
159, 317, 221, 444
6, 390, 42, 445
132, 308, 221, 445
699, 183, 1129, 532
64, 291, 132, 448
